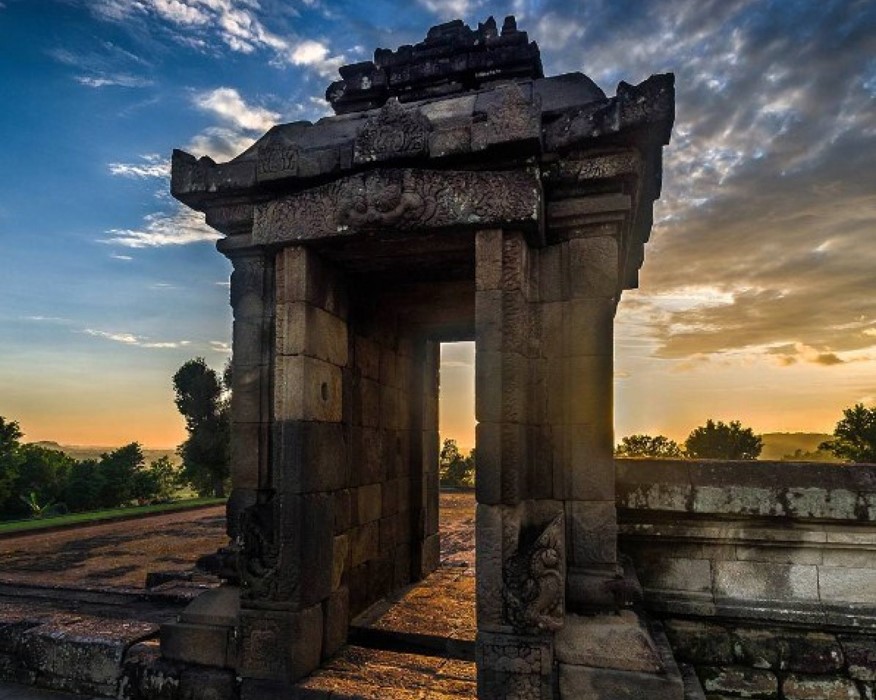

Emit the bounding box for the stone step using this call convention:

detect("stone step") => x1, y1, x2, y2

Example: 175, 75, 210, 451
556, 612, 688, 699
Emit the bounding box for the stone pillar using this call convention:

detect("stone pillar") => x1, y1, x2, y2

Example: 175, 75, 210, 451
475, 229, 564, 700
236, 245, 348, 683
538, 235, 619, 610
224, 241, 274, 540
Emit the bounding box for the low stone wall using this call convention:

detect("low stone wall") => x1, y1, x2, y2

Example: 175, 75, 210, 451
617, 458, 876, 699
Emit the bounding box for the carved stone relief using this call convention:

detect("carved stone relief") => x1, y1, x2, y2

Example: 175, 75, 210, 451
503, 513, 565, 633
253, 168, 539, 244
238, 501, 280, 601
353, 98, 431, 164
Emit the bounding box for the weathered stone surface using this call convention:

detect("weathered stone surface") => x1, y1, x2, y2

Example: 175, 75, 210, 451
820, 567, 876, 604
697, 666, 777, 699
274, 355, 343, 422
20, 617, 157, 694
238, 493, 333, 607
326, 16, 543, 114
276, 302, 348, 366
253, 168, 540, 244
558, 662, 684, 700
351, 522, 379, 567
555, 612, 663, 672
356, 483, 383, 524
783, 673, 861, 700
273, 420, 348, 494
567, 501, 618, 566
842, 635, 876, 681
662, 620, 734, 667
714, 561, 819, 601
178, 666, 237, 700
238, 605, 323, 682
322, 587, 349, 660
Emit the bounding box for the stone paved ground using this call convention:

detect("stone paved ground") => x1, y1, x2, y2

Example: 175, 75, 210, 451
0, 492, 478, 699
0, 506, 227, 590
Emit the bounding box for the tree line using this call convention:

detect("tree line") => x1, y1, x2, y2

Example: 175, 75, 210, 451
0, 357, 231, 521
616, 406, 876, 463
0, 424, 178, 519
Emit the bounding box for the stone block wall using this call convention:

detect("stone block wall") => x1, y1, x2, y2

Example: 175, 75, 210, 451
617, 459, 876, 699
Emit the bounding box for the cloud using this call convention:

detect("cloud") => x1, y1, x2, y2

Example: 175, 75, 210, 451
185, 126, 258, 161
101, 203, 220, 247
209, 340, 231, 353
75, 74, 154, 88
193, 87, 280, 132
22, 316, 72, 324
89, 0, 345, 77
50, 45, 152, 88
417, 0, 483, 18
518, 0, 876, 369
185, 88, 283, 160
84, 328, 191, 349
110, 253, 134, 261
108, 154, 170, 179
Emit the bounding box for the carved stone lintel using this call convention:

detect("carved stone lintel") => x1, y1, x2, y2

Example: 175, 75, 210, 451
253, 168, 540, 244
354, 98, 431, 164
503, 513, 565, 633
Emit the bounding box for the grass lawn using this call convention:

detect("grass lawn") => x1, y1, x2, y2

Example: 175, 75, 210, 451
0, 497, 226, 535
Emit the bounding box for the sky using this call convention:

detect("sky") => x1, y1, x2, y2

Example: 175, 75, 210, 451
0, 0, 874, 450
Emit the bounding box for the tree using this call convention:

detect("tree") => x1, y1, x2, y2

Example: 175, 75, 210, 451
439, 438, 475, 487
0, 417, 24, 509
64, 459, 104, 512
97, 443, 145, 508
173, 358, 230, 497
819, 404, 876, 463
5, 444, 74, 518
685, 419, 763, 460
616, 434, 684, 459
132, 456, 178, 504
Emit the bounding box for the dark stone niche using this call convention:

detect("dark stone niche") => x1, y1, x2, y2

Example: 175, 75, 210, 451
326, 15, 543, 114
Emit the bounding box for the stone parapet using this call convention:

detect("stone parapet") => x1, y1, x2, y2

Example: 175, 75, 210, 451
617, 459, 876, 699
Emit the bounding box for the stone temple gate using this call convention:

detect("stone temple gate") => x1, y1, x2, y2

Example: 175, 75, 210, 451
163, 17, 674, 698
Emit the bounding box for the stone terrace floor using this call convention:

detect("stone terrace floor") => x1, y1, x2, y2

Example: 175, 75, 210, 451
0, 491, 478, 699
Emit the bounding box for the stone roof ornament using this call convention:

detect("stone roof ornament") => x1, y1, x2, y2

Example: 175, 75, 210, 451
326, 15, 543, 114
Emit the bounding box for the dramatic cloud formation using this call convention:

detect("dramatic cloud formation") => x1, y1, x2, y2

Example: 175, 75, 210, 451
512, 0, 876, 373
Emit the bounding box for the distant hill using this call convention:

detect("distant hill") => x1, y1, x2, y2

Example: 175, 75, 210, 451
759, 432, 839, 462
28, 442, 180, 466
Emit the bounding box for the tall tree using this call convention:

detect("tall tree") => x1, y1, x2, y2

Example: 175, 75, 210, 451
685, 419, 763, 460
0, 417, 24, 509
173, 358, 230, 497
819, 404, 876, 463
616, 434, 684, 459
